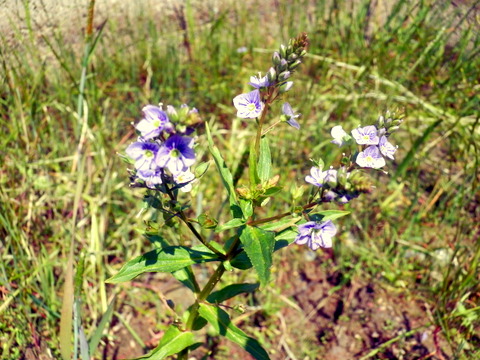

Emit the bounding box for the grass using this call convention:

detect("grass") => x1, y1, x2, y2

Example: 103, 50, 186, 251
1, 0, 479, 359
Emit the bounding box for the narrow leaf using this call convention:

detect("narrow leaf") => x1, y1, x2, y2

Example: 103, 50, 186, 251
106, 246, 220, 283
310, 210, 351, 221
88, 296, 116, 355
249, 141, 260, 186
239, 226, 275, 286
215, 218, 246, 233
134, 325, 195, 360
205, 122, 243, 218
199, 303, 270, 360
207, 283, 259, 303
257, 137, 272, 183
59, 249, 74, 360
79, 326, 90, 360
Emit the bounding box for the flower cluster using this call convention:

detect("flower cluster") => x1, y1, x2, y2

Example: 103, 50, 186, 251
125, 104, 199, 192
232, 33, 309, 127
332, 112, 402, 169
296, 112, 403, 251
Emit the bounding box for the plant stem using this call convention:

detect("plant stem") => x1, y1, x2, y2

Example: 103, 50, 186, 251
247, 201, 318, 226
164, 185, 226, 258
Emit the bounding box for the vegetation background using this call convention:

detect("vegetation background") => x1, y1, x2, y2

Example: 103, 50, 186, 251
1, 0, 479, 359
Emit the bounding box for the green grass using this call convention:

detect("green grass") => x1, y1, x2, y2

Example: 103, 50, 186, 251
1, 0, 479, 359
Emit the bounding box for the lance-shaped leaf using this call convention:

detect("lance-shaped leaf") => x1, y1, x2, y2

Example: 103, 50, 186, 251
257, 137, 272, 183
106, 246, 221, 283
239, 226, 275, 287
207, 283, 259, 303
205, 122, 243, 219
310, 210, 351, 221
198, 303, 270, 360
133, 325, 196, 360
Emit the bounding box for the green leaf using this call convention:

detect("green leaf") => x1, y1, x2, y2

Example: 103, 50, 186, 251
239, 226, 275, 287
205, 122, 243, 218
198, 303, 270, 360
133, 325, 195, 359
215, 218, 246, 233
310, 210, 351, 221
249, 141, 260, 187
239, 199, 253, 218
231, 227, 299, 270
259, 217, 302, 232
257, 137, 272, 183
88, 296, 116, 355
172, 266, 199, 293
106, 246, 221, 283
207, 283, 259, 303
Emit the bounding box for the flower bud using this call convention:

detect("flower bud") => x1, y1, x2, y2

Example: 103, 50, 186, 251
279, 81, 293, 93
272, 51, 281, 65
279, 71, 291, 81
280, 44, 287, 58
376, 115, 385, 128
388, 126, 400, 133
288, 53, 298, 61
300, 49, 307, 57
391, 119, 403, 126
289, 60, 302, 70
267, 67, 276, 82
337, 167, 348, 187
278, 58, 288, 71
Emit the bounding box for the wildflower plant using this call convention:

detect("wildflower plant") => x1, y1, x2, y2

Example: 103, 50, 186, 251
108, 33, 403, 359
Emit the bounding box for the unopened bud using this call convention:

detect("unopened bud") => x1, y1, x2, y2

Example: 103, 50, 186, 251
289, 60, 302, 70
280, 44, 287, 58
389, 126, 400, 133
279, 81, 293, 93
267, 67, 276, 82
288, 53, 298, 61
272, 51, 281, 65
376, 115, 385, 128
279, 71, 291, 81
278, 58, 288, 71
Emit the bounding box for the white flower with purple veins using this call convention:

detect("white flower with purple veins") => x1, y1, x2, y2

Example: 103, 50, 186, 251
282, 102, 300, 129
295, 220, 337, 250
378, 136, 397, 160
156, 135, 196, 174
248, 72, 272, 89
174, 169, 195, 192
126, 141, 160, 172
233, 90, 264, 119
331, 125, 350, 146
351, 125, 379, 145
305, 167, 337, 187
356, 145, 386, 169
136, 105, 170, 140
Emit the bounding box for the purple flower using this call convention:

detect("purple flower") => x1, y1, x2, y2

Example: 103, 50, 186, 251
155, 135, 196, 174
305, 167, 337, 187
331, 125, 350, 146
378, 136, 397, 160
248, 72, 272, 88
233, 90, 264, 119
282, 102, 300, 129
137, 168, 163, 188
351, 125, 379, 145
126, 141, 160, 172
356, 145, 386, 169
295, 220, 337, 250
136, 105, 171, 140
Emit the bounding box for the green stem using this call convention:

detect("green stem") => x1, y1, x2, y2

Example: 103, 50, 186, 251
164, 186, 226, 258
247, 201, 318, 227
